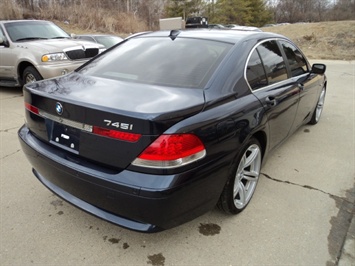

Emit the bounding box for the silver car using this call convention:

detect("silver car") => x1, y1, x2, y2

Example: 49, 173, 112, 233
74, 34, 123, 49
0, 20, 105, 87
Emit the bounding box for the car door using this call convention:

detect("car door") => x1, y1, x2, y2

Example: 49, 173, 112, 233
278, 40, 321, 131
0, 24, 15, 81
246, 40, 301, 150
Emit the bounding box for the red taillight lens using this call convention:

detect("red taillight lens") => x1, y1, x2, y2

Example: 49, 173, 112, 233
132, 134, 206, 168
24, 102, 39, 115
93, 126, 141, 142
139, 134, 204, 160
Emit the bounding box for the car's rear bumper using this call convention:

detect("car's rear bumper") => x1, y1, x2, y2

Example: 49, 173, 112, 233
18, 125, 229, 232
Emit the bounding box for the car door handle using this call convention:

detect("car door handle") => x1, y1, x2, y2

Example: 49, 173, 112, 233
265, 96, 277, 106
298, 83, 305, 91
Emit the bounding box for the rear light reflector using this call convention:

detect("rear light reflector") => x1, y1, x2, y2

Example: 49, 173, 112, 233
24, 101, 140, 143
132, 134, 206, 169
93, 126, 141, 142
25, 103, 39, 115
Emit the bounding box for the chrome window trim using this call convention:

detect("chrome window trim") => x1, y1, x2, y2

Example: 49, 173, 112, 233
244, 38, 310, 93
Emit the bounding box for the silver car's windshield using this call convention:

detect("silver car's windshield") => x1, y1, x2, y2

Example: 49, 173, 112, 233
5, 21, 70, 42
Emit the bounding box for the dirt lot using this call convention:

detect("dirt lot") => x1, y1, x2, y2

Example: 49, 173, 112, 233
262, 21, 355, 60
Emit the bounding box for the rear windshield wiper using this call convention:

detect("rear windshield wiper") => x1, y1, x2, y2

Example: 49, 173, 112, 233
15, 37, 48, 41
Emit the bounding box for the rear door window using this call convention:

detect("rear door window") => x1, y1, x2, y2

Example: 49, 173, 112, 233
246, 49, 268, 90
256, 40, 288, 85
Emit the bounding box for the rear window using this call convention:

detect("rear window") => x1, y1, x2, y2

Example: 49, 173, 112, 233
79, 37, 232, 88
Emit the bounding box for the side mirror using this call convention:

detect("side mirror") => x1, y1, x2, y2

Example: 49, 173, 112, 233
0, 37, 9, 47
311, 64, 326, 75
70, 33, 77, 39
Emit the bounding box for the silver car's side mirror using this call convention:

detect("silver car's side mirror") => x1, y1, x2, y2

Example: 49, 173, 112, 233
0, 37, 9, 47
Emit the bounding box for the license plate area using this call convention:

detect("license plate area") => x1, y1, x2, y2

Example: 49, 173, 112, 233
50, 122, 80, 153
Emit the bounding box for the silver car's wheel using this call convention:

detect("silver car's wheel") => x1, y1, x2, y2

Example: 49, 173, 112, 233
25, 73, 37, 84
218, 138, 262, 214
23, 66, 43, 85
309, 86, 326, 125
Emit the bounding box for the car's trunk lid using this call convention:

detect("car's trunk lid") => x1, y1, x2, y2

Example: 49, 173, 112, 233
23, 73, 205, 170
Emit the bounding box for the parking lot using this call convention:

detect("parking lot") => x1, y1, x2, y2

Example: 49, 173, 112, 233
0, 60, 354, 265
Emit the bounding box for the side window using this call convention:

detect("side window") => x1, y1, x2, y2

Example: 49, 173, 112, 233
280, 41, 308, 77
257, 41, 288, 85
246, 49, 268, 90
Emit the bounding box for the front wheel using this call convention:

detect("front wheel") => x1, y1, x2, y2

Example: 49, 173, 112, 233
309, 86, 326, 125
23, 66, 43, 85
218, 137, 262, 214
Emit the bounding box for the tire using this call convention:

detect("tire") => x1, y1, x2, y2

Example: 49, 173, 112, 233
23, 66, 43, 85
308, 86, 326, 125
218, 137, 262, 214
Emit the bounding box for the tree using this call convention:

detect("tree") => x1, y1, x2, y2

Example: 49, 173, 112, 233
139, 0, 168, 29
272, 0, 334, 22
330, 0, 355, 20
210, 0, 272, 26
314, 0, 331, 21
165, 0, 207, 20
212, 0, 252, 25
248, 0, 273, 26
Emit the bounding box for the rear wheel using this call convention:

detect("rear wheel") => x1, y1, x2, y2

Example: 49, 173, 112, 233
23, 66, 43, 85
218, 138, 262, 214
309, 86, 326, 125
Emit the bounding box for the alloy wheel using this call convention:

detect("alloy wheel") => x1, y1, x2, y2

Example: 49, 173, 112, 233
233, 144, 261, 209
315, 87, 326, 122
25, 73, 37, 84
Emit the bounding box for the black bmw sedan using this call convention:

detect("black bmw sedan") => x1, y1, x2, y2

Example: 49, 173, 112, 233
18, 29, 326, 232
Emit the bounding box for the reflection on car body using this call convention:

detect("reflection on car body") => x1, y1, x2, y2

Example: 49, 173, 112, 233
18, 29, 326, 232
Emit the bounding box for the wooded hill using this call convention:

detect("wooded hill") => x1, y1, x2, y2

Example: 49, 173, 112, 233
1, 0, 354, 33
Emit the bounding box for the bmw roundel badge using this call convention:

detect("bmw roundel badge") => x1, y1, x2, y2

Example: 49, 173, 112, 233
56, 102, 63, 115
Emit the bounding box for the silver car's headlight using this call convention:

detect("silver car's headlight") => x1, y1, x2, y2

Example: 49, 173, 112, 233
41, 53, 68, 62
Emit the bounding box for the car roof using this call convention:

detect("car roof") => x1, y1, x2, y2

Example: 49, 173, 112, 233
133, 29, 284, 44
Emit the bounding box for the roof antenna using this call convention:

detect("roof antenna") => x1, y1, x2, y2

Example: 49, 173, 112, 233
169, 30, 180, 41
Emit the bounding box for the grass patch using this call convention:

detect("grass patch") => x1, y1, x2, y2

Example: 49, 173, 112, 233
262, 21, 355, 60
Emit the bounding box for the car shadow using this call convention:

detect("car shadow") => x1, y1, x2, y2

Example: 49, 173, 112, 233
0, 86, 23, 97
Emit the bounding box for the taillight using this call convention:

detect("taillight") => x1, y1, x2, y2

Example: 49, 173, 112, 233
132, 134, 206, 169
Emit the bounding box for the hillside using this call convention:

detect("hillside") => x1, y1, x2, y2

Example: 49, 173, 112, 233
57, 20, 355, 61
262, 20, 355, 60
